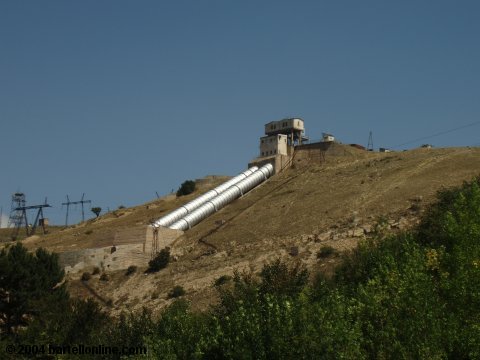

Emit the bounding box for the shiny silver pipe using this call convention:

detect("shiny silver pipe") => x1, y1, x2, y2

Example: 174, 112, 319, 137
153, 166, 259, 228
169, 163, 274, 231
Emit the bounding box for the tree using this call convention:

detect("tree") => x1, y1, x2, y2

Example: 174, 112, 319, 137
91, 207, 102, 218
0, 243, 67, 337
176, 180, 196, 197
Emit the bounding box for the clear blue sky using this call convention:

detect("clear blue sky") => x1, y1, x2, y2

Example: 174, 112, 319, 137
1, 0, 479, 226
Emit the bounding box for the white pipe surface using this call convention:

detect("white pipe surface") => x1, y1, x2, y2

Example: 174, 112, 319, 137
153, 166, 259, 228
169, 163, 274, 231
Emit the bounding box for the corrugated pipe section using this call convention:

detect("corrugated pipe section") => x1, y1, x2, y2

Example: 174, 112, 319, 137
169, 163, 274, 231
153, 166, 259, 228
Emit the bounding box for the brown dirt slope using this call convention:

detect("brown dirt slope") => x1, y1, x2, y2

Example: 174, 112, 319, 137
4, 145, 480, 315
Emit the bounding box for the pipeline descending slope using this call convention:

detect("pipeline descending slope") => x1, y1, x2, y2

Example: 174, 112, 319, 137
169, 163, 274, 231
153, 166, 259, 228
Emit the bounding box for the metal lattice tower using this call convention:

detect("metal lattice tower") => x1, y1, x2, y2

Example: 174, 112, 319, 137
11, 197, 51, 240
8, 192, 26, 229
367, 131, 374, 151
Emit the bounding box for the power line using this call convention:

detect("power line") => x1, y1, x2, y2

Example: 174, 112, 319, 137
392, 120, 480, 149
62, 193, 92, 226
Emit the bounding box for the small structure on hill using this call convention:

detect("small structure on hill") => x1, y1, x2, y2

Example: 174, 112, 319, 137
379, 147, 392, 153
322, 133, 335, 143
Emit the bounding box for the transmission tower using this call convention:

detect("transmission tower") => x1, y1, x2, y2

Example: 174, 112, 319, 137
8, 192, 26, 229
367, 131, 374, 151
62, 193, 92, 226
11, 197, 51, 240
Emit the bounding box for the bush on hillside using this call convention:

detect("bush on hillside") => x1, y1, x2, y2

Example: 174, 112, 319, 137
176, 180, 196, 197
81, 272, 91, 282
126, 265, 137, 276
317, 245, 336, 258
214, 275, 232, 287
168, 285, 186, 299
147, 248, 170, 273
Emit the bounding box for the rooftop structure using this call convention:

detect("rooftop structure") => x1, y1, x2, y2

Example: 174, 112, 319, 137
264, 118, 307, 145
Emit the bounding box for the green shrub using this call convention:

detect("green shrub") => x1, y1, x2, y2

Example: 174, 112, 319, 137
126, 265, 137, 276
168, 285, 186, 299
176, 180, 196, 197
84, 229, 93, 235
214, 275, 232, 287
92, 266, 101, 275
148, 248, 170, 273
91, 207, 102, 218
100, 273, 109, 282
81, 272, 91, 282
317, 245, 336, 258
259, 259, 309, 297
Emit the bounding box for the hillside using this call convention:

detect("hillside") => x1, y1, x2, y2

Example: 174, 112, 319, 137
3, 145, 480, 315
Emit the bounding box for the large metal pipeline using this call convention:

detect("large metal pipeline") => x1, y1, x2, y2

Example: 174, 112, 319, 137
153, 166, 259, 228
169, 163, 274, 231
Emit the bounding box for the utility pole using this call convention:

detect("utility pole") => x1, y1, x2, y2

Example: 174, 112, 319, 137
0, 206, 3, 228
62, 195, 71, 227
62, 193, 92, 226
367, 131, 374, 151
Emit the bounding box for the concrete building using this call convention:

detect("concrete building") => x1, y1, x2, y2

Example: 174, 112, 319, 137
265, 118, 304, 135
264, 118, 307, 145
251, 117, 307, 174
322, 133, 335, 142
260, 134, 288, 157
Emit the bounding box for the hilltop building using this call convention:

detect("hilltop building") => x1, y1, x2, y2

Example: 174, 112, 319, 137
322, 133, 335, 142
260, 134, 288, 157
258, 118, 308, 158
250, 117, 308, 173
264, 118, 307, 146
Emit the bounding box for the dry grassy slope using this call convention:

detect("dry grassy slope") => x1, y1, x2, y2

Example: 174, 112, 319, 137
67, 145, 480, 315
4, 146, 480, 315
14, 175, 231, 253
